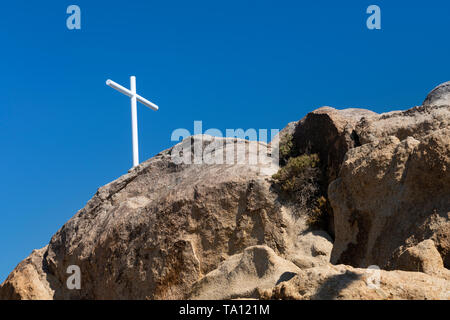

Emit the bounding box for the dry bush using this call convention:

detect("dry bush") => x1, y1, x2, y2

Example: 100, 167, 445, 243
272, 153, 329, 229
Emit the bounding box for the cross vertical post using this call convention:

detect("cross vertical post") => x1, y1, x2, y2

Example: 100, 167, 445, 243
106, 76, 160, 168
130, 76, 139, 167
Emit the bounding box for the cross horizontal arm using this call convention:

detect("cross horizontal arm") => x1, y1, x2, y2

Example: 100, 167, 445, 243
136, 95, 159, 111
106, 79, 133, 97
106, 79, 159, 111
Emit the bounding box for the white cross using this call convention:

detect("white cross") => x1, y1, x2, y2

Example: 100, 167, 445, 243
106, 76, 159, 168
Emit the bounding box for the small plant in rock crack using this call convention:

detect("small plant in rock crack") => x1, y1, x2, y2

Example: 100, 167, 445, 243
272, 153, 322, 215
306, 195, 330, 230
278, 133, 294, 165
272, 153, 320, 191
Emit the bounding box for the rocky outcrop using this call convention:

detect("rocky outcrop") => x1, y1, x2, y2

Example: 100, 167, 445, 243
0, 247, 57, 300
288, 107, 378, 237
355, 105, 450, 145
1, 82, 449, 300
191, 248, 450, 300
329, 124, 450, 271
395, 240, 450, 280
423, 81, 450, 106
188, 233, 333, 300
292, 107, 376, 183
189, 245, 300, 300
259, 264, 450, 300
0, 135, 329, 300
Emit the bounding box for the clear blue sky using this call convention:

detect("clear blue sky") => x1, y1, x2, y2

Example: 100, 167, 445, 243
1, 0, 449, 282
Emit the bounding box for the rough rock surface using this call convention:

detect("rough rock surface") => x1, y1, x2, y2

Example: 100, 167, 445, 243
292, 107, 376, 183
287, 231, 333, 269
259, 264, 450, 300
395, 240, 450, 280
330, 111, 450, 271
189, 245, 301, 300
423, 81, 450, 107
0, 247, 57, 300
0, 135, 329, 300
1, 83, 450, 300
355, 105, 450, 145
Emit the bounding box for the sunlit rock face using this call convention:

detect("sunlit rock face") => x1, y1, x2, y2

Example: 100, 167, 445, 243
423, 81, 450, 106
1, 83, 450, 300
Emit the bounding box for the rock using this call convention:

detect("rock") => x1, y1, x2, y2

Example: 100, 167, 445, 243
355, 105, 450, 145
292, 107, 377, 183
286, 107, 377, 237
423, 81, 450, 107
288, 231, 333, 269
2, 94, 449, 300
189, 245, 300, 300
329, 125, 450, 271
0, 135, 321, 300
0, 247, 58, 300
271, 121, 297, 145
259, 264, 450, 300
395, 240, 450, 280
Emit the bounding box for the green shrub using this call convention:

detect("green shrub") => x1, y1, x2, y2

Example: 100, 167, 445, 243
272, 153, 320, 193
306, 196, 329, 229
272, 153, 329, 229
278, 133, 294, 164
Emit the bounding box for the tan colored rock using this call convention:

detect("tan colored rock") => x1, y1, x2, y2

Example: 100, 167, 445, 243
395, 240, 450, 280
355, 105, 450, 145
293, 107, 377, 183
423, 81, 450, 107
0, 135, 324, 300
287, 231, 333, 269
285, 107, 378, 237
2, 98, 449, 301
0, 247, 58, 300
329, 126, 450, 271
189, 245, 300, 300
259, 264, 450, 300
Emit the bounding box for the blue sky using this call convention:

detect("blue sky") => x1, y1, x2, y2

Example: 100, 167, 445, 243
1, 0, 449, 282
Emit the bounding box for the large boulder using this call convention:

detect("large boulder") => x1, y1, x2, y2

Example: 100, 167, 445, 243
0, 247, 57, 300
284, 107, 378, 237
355, 105, 450, 145
259, 264, 450, 300
329, 118, 450, 272
2, 89, 449, 300
0, 135, 331, 300
287, 230, 333, 269
395, 240, 450, 280
188, 235, 333, 300
189, 245, 301, 300
423, 81, 450, 107
292, 107, 376, 183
